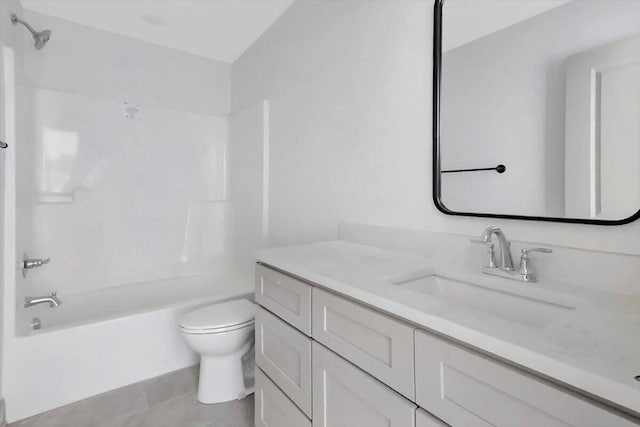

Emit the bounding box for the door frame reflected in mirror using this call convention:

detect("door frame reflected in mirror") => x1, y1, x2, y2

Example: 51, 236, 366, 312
432, 0, 640, 226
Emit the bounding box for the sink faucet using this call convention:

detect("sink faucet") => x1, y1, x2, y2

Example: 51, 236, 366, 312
479, 226, 514, 271
472, 227, 552, 283
25, 292, 62, 308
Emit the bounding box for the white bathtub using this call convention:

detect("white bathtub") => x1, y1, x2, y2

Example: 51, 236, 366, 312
5, 275, 254, 422
18, 274, 251, 334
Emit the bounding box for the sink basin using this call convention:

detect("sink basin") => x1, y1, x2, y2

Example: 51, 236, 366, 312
395, 275, 575, 328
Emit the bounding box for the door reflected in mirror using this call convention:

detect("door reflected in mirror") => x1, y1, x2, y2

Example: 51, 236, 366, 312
435, 0, 640, 223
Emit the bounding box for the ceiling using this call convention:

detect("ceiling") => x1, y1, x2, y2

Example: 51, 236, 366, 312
19, 0, 295, 63
443, 0, 572, 51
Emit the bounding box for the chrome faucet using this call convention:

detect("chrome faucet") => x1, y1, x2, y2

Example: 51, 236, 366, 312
25, 292, 61, 308
479, 226, 514, 271
472, 227, 551, 283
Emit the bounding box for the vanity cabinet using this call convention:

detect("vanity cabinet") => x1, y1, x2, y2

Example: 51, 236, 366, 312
312, 341, 417, 427
255, 263, 637, 427
416, 409, 449, 427
312, 287, 415, 399
255, 306, 312, 417
255, 264, 312, 335
414, 330, 637, 427
255, 368, 311, 427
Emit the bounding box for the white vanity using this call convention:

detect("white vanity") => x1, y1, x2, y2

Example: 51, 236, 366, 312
253, 240, 640, 427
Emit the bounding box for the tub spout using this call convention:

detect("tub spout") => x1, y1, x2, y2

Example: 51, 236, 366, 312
25, 292, 62, 308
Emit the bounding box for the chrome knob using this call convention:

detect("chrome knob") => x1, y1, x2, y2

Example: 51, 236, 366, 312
471, 239, 497, 269
518, 247, 552, 282
22, 253, 51, 278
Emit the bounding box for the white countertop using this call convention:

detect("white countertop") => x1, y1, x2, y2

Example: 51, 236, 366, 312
256, 240, 640, 416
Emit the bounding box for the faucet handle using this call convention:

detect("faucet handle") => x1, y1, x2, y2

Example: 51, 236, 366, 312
521, 247, 552, 257
471, 239, 497, 268
518, 247, 552, 281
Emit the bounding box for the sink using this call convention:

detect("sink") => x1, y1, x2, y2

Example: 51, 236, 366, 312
395, 275, 575, 328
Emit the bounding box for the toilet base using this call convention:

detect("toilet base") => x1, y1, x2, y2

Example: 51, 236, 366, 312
197, 348, 254, 404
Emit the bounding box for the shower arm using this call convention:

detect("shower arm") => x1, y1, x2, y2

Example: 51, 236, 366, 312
11, 14, 38, 36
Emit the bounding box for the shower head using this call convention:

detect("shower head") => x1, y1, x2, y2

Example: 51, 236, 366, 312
33, 29, 51, 50
11, 13, 51, 50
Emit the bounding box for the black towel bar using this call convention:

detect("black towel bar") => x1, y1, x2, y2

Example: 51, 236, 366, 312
442, 164, 506, 174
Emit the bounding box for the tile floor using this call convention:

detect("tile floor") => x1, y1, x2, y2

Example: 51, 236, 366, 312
9, 366, 254, 427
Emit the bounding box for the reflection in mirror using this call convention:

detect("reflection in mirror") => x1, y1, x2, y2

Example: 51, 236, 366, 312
438, 0, 640, 223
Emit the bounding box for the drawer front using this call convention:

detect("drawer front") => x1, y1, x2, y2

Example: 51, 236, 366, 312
256, 264, 312, 335
415, 330, 637, 427
255, 368, 311, 427
312, 287, 415, 399
255, 306, 312, 417
312, 342, 417, 427
416, 409, 449, 427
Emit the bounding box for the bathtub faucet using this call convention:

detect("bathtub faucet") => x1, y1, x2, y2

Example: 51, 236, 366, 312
24, 292, 62, 308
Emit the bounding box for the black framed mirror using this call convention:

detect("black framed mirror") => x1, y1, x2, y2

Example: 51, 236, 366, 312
433, 0, 640, 225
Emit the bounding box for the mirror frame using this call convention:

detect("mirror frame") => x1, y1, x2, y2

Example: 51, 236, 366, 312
432, 0, 640, 226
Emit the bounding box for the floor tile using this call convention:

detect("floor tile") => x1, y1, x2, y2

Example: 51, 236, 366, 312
113, 392, 253, 427
141, 365, 199, 407
10, 384, 147, 427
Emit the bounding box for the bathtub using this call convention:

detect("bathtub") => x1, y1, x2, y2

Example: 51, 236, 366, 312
5, 274, 254, 422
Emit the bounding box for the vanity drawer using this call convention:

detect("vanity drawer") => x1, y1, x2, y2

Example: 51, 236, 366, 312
256, 264, 312, 335
414, 329, 637, 427
312, 342, 416, 427
416, 409, 449, 427
255, 306, 312, 417
255, 368, 311, 427
312, 287, 415, 399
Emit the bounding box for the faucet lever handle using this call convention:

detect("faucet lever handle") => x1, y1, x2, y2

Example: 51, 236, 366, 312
521, 247, 552, 257
470, 239, 497, 268
518, 247, 552, 280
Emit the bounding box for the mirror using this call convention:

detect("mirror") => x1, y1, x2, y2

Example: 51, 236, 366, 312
434, 0, 640, 225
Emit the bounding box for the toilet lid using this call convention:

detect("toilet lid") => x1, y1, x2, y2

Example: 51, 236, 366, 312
179, 299, 255, 331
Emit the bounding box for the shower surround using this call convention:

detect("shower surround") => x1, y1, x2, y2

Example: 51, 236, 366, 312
0, 4, 253, 422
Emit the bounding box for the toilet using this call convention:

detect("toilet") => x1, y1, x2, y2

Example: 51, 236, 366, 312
179, 298, 255, 404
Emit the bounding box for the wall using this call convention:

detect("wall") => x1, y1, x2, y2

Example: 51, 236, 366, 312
0, 0, 26, 417
440, 0, 640, 217
231, 0, 640, 261
17, 10, 233, 297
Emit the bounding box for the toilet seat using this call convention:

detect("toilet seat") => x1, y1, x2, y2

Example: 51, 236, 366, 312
180, 319, 255, 335
179, 299, 255, 334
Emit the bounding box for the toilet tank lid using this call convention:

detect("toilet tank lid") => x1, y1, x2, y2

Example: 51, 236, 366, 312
179, 299, 255, 330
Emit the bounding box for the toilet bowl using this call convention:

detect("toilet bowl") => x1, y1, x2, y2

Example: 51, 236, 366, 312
179, 298, 255, 404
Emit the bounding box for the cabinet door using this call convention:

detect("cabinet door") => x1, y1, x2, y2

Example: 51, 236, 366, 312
416, 409, 449, 427
415, 329, 638, 427
312, 342, 416, 427
256, 264, 312, 335
312, 287, 415, 399
255, 306, 312, 417
255, 368, 311, 427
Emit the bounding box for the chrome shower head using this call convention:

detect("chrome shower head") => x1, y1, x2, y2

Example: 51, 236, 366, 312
11, 13, 52, 50
33, 29, 51, 50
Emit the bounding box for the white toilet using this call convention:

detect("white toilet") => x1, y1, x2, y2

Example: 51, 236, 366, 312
179, 298, 255, 404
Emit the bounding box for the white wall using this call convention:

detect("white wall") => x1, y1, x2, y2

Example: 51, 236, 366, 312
0, 0, 26, 407
16, 11, 234, 296
231, 0, 640, 260
440, 0, 640, 217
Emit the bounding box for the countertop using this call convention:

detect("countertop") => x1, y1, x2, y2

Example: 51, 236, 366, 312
256, 240, 640, 416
